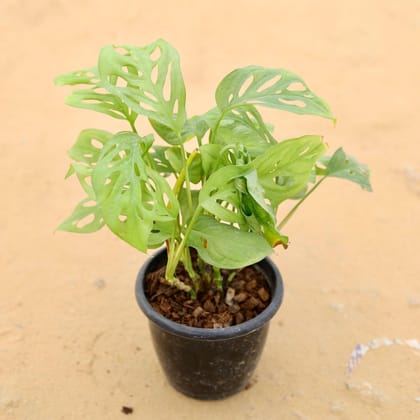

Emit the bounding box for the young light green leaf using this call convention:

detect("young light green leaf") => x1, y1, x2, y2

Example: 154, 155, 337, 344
68, 128, 113, 165
199, 165, 251, 224
92, 132, 179, 251
187, 215, 273, 269
55, 68, 132, 120
199, 144, 225, 177
65, 129, 115, 196
214, 105, 275, 156
54, 67, 99, 86
216, 66, 334, 121
98, 40, 186, 143
253, 135, 327, 206
57, 198, 105, 233
323, 148, 372, 191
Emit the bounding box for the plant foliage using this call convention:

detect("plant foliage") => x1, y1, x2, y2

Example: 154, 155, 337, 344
56, 39, 371, 294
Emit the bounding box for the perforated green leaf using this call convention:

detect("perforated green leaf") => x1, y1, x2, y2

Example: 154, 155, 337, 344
92, 132, 179, 251
253, 135, 327, 206
187, 215, 273, 268
323, 148, 372, 191
98, 40, 186, 143
214, 105, 275, 156
199, 165, 251, 224
54, 68, 131, 120
216, 66, 334, 120
57, 198, 105, 233
65, 129, 114, 196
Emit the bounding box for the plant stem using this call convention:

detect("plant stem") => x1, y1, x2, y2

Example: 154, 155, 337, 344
213, 266, 223, 292
173, 149, 199, 197
165, 205, 203, 289
180, 144, 193, 212
277, 177, 326, 231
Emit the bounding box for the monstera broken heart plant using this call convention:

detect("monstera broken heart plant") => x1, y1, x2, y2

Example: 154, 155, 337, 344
55, 39, 371, 399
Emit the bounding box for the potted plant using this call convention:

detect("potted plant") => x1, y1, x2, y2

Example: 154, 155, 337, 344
55, 39, 371, 400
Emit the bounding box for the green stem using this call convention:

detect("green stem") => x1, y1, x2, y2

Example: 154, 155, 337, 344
172, 149, 199, 197
213, 266, 223, 292
209, 104, 249, 144
277, 176, 326, 231
180, 144, 193, 212
165, 205, 203, 288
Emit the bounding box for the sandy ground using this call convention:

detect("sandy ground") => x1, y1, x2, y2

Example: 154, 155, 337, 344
1, 0, 419, 419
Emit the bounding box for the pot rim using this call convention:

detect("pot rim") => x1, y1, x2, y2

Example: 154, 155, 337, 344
135, 248, 284, 340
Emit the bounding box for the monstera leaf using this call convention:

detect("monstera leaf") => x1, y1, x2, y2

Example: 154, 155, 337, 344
54, 68, 132, 120
322, 148, 372, 191
187, 215, 273, 269
91, 132, 179, 251
252, 135, 327, 206
199, 165, 251, 224
216, 65, 334, 120
213, 105, 276, 156
57, 198, 105, 233
98, 40, 187, 143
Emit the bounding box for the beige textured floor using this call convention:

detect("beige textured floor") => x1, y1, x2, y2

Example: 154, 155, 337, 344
1, 1, 419, 419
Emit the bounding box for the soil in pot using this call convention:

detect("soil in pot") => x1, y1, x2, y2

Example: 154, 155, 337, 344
144, 249, 272, 328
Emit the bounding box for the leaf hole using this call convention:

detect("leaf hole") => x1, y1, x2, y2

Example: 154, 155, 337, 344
299, 146, 310, 156
115, 46, 129, 55
150, 46, 162, 62
116, 76, 127, 87
163, 63, 173, 102
82, 200, 96, 208
94, 87, 109, 95
91, 139, 104, 149
140, 101, 155, 112
279, 99, 306, 108
173, 99, 179, 115
238, 76, 254, 97
286, 82, 306, 92
118, 214, 128, 222
143, 91, 158, 102
83, 176, 92, 187
151, 64, 159, 84
256, 75, 282, 93
74, 214, 95, 228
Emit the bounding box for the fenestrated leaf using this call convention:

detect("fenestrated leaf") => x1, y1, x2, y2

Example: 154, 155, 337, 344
65, 129, 115, 197
148, 220, 177, 248
150, 115, 209, 145
199, 165, 251, 224
98, 40, 186, 143
187, 215, 273, 269
58, 198, 105, 233
54, 68, 132, 120
216, 66, 334, 121
149, 145, 173, 176
199, 143, 225, 177
92, 132, 179, 251
323, 148, 372, 191
252, 135, 327, 206
214, 105, 275, 156
68, 128, 113, 166
55, 67, 98, 86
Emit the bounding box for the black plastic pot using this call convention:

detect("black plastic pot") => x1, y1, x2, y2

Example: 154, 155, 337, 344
135, 248, 284, 400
